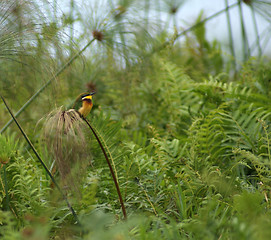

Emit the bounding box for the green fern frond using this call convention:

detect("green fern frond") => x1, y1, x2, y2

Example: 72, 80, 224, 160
0, 210, 21, 239
6, 156, 50, 217
0, 133, 19, 164
187, 104, 234, 168
193, 76, 270, 109
233, 148, 271, 187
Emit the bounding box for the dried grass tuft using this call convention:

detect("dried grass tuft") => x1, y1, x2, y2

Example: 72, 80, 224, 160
42, 107, 91, 192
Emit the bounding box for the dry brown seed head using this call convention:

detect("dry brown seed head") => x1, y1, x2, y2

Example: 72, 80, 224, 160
86, 81, 97, 93
170, 6, 178, 14
242, 0, 252, 5
92, 30, 104, 41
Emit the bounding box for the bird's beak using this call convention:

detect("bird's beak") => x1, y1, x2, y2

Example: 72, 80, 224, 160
90, 91, 96, 95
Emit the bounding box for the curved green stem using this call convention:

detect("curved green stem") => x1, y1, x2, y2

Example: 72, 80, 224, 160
82, 117, 127, 220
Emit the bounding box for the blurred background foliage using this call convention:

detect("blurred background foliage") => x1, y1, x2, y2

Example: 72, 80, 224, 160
1, 0, 271, 239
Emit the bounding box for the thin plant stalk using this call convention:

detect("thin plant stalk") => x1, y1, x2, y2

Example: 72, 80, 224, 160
249, 24, 270, 54
156, 0, 161, 29
119, 30, 130, 68
0, 38, 96, 134
164, 12, 172, 32
238, 1, 250, 61
144, 0, 150, 31
82, 117, 127, 220
136, 178, 158, 216
109, 3, 131, 68
173, 13, 178, 30
224, 0, 236, 71
260, 28, 271, 54
54, 0, 57, 22
251, 5, 262, 57
3, 165, 10, 211
115, 22, 130, 68
69, 0, 74, 56
0, 95, 80, 224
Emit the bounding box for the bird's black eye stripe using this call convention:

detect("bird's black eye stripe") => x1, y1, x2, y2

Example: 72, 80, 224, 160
81, 92, 95, 99
81, 93, 89, 98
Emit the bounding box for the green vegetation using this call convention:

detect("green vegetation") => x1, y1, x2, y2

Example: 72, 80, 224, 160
1, 0, 271, 239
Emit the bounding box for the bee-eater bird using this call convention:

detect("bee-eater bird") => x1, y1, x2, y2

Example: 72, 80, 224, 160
78, 92, 95, 118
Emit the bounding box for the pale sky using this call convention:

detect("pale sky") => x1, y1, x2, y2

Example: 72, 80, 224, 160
171, 0, 271, 58
56, 0, 271, 58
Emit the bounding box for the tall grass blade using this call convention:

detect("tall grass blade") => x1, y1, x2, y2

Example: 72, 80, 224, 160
0, 94, 80, 224
251, 5, 262, 57
69, 0, 74, 57
238, 1, 250, 61
225, 0, 236, 72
